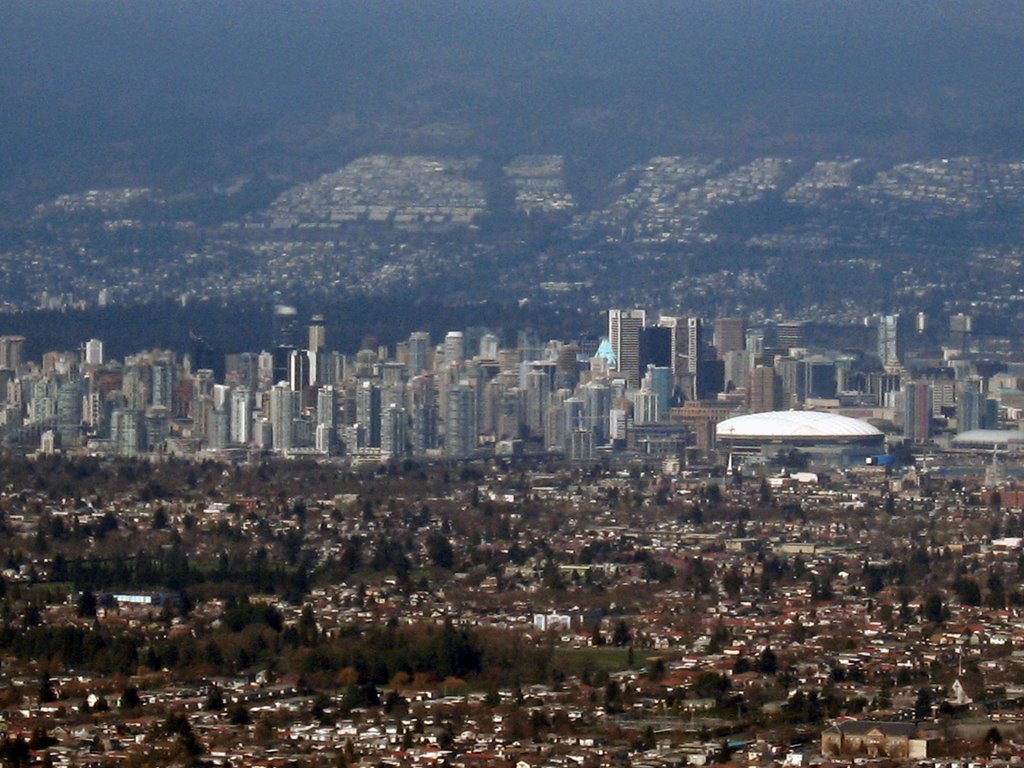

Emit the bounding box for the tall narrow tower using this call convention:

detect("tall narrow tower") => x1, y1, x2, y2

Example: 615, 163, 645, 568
878, 314, 901, 369
608, 309, 646, 388
308, 314, 326, 353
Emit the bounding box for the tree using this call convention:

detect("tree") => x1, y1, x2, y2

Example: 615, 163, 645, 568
298, 604, 318, 646
633, 725, 656, 751
426, 532, 455, 570
483, 687, 500, 708
612, 619, 631, 647
28, 728, 55, 750
723, 566, 744, 598
76, 590, 98, 618
159, 713, 203, 764
120, 686, 141, 710
152, 506, 169, 529
708, 622, 730, 653
694, 671, 731, 702
757, 646, 778, 675
717, 740, 734, 763
647, 657, 666, 682
952, 576, 981, 606
987, 572, 1007, 609
38, 674, 56, 704
205, 686, 224, 711
923, 594, 945, 624
914, 688, 933, 719
0, 736, 30, 767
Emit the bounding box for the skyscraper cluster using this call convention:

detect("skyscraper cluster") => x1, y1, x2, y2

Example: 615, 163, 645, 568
0, 304, 1014, 460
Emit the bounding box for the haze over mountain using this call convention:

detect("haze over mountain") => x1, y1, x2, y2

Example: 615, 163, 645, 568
4, 1, 1024, 204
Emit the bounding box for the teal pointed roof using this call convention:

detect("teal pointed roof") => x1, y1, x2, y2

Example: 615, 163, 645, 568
595, 337, 616, 366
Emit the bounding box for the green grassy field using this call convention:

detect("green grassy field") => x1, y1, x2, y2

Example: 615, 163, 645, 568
553, 646, 636, 674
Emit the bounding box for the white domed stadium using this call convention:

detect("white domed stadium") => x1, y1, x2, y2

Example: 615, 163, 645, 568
716, 410, 884, 466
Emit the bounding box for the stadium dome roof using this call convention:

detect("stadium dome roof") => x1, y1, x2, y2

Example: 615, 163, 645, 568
716, 410, 882, 439
952, 429, 1024, 446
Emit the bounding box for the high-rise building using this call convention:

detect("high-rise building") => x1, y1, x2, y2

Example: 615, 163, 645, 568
867, 371, 903, 407
320, 351, 345, 386
568, 428, 594, 461
746, 328, 766, 353
272, 305, 300, 384
191, 333, 221, 380
0, 336, 25, 370
950, 313, 973, 351
151, 361, 174, 409
553, 343, 580, 390
56, 379, 83, 445
497, 348, 521, 375
713, 317, 746, 357
748, 365, 780, 413
145, 407, 170, 452
407, 332, 431, 374
524, 367, 551, 436
655, 316, 684, 374
608, 309, 646, 388
775, 321, 806, 351
804, 357, 838, 399
479, 333, 500, 360
225, 352, 260, 390
270, 382, 299, 452
212, 383, 231, 412
644, 366, 674, 421
443, 331, 465, 367
316, 385, 337, 429
583, 381, 612, 445
230, 387, 252, 445
288, 349, 312, 392
659, 316, 705, 400
630, 388, 660, 425
723, 350, 751, 392
111, 408, 144, 457
517, 329, 543, 364
445, 383, 477, 458
273, 304, 300, 348
878, 314, 901, 368
308, 314, 326, 352
777, 357, 807, 409
640, 326, 672, 372
381, 362, 408, 389
543, 396, 567, 451
208, 405, 230, 449
563, 397, 585, 441
930, 378, 955, 417
685, 317, 703, 379
191, 369, 214, 442
381, 403, 408, 459
409, 376, 438, 454
957, 379, 983, 434
901, 381, 933, 443
356, 380, 382, 447
315, 423, 334, 454
495, 387, 525, 440
83, 339, 104, 366
39, 430, 57, 455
